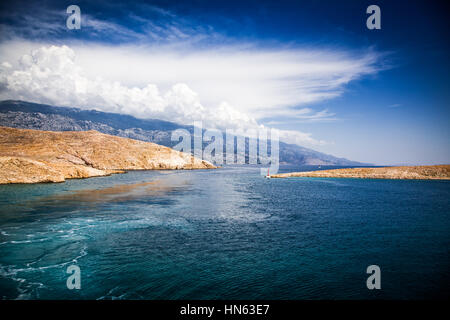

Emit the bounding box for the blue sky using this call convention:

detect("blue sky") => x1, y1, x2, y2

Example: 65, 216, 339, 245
0, 0, 449, 165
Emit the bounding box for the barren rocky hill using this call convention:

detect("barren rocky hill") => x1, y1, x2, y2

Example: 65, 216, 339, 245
271, 165, 450, 180
0, 126, 215, 184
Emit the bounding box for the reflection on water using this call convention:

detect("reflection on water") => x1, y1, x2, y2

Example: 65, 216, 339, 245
37, 176, 191, 204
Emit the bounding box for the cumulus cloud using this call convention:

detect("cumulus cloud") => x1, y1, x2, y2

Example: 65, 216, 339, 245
0, 45, 260, 132
0, 43, 382, 146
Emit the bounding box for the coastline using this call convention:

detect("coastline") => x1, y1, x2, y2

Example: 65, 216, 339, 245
271, 165, 450, 180
0, 126, 216, 184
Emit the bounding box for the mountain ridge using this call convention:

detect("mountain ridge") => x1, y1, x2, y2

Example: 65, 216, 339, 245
0, 100, 369, 166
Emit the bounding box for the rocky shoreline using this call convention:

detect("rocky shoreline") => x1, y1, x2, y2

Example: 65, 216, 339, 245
271, 165, 450, 180
0, 126, 215, 184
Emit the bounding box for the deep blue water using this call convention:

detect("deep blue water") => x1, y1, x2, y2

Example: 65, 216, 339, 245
0, 166, 449, 300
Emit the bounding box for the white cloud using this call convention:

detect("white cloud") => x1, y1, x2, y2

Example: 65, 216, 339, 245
0, 44, 258, 131
0, 42, 383, 146
0, 4, 387, 147
0, 4, 219, 44
261, 108, 337, 123
70, 43, 382, 120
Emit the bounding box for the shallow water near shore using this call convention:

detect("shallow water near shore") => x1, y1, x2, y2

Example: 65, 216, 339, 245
0, 166, 449, 299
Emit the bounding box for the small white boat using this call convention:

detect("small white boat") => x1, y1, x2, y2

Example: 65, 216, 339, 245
265, 168, 271, 179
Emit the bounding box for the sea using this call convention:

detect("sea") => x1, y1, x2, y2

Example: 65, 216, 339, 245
0, 166, 449, 299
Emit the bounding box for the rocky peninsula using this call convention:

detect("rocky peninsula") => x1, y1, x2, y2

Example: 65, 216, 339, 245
271, 165, 450, 180
0, 126, 215, 184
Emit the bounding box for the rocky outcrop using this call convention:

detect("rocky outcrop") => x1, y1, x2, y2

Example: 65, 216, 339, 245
0, 126, 215, 184
271, 165, 450, 180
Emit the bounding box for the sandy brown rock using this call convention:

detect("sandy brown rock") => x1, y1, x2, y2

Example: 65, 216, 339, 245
271, 165, 450, 180
0, 126, 215, 184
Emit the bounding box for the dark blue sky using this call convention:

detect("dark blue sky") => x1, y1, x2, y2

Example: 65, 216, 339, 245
0, 0, 449, 164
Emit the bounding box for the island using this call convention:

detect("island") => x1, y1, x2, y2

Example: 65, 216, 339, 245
270, 165, 450, 180
0, 126, 215, 184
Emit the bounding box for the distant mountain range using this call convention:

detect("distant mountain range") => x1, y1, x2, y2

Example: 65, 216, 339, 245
0, 100, 368, 166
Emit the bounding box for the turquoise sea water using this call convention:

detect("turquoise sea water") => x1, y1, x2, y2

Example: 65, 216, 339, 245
0, 166, 449, 299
